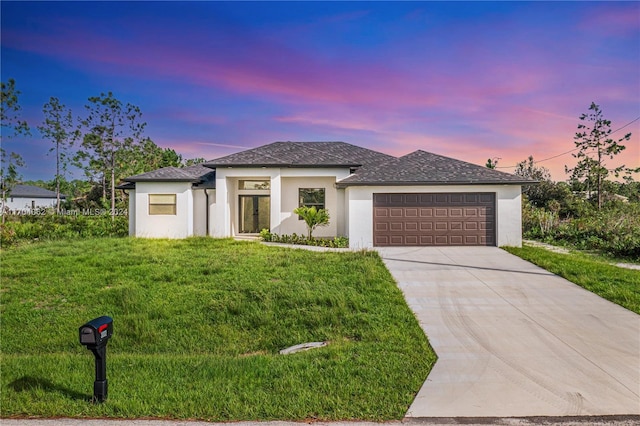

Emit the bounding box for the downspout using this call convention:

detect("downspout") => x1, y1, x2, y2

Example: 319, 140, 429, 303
204, 189, 210, 237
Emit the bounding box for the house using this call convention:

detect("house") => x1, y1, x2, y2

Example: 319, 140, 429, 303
3, 184, 66, 212
120, 141, 533, 248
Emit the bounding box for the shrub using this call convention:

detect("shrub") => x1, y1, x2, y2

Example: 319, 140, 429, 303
259, 230, 349, 248
523, 202, 640, 260
0, 211, 128, 247
292, 206, 330, 240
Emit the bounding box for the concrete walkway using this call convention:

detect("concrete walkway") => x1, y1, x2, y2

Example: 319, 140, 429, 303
377, 247, 640, 418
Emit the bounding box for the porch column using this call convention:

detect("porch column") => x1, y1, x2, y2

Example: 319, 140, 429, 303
212, 173, 230, 237
270, 171, 282, 234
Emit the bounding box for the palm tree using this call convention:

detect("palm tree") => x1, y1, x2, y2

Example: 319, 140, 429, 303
293, 206, 330, 240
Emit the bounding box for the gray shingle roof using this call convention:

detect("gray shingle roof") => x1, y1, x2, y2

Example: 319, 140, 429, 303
124, 164, 214, 183
121, 142, 533, 188
9, 184, 66, 199
203, 141, 394, 168
336, 150, 534, 187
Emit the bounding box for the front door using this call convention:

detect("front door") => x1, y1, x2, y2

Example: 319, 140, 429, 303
239, 195, 270, 233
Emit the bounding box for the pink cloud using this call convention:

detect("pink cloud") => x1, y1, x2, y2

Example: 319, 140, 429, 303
579, 4, 640, 36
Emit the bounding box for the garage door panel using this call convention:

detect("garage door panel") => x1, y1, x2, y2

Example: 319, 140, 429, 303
390, 235, 404, 245
375, 222, 389, 231
420, 208, 433, 217
450, 221, 463, 230
419, 235, 433, 244
406, 222, 418, 231
405, 235, 418, 245
465, 235, 479, 244
450, 193, 464, 203
464, 208, 479, 217
390, 222, 403, 231
479, 194, 494, 203
435, 222, 448, 230
405, 208, 418, 217
435, 208, 448, 217
373, 192, 495, 247
450, 235, 464, 245
420, 222, 433, 231
465, 222, 478, 230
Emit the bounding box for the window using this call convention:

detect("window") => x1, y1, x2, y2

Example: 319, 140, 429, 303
299, 188, 325, 210
149, 194, 176, 215
239, 180, 270, 190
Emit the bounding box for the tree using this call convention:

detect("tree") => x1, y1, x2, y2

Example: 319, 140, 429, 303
1, 79, 30, 222
515, 155, 551, 182
183, 157, 206, 167
293, 206, 330, 240
77, 92, 146, 216
38, 97, 79, 212
485, 158, 499, 169
565, 102, 631, 209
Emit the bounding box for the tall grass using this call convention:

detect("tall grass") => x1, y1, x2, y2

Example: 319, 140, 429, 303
522, 202, 640, 260
1, 212, 128, 247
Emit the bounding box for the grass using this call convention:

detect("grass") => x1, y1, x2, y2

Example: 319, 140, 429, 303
0, 238, 435, 420
504, 244, 640, 315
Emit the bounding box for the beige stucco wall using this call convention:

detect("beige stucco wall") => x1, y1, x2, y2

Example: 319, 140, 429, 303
211, 167, 351, 238
279, 176, 340, 238
345, 184, 523, 249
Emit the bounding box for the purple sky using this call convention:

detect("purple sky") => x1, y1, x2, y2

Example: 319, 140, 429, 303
2, 1, 639, 182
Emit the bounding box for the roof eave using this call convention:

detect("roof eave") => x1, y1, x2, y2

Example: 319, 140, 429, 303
124, 177, 203, 183
336, 180, 535, 188
204, 163, 361, 169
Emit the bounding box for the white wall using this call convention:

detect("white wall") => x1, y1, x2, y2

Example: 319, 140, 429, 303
5, 197, 58, 211
128, 190, 136, 236
192, 189, 207, 236
134, 182, 193, 238
346, 185, 523, 249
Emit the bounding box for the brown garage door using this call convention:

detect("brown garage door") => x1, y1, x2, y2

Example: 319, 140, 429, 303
373, 193, 495, 246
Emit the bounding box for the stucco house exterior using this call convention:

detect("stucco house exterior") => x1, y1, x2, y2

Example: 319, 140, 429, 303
3, 184, 66, 212
120, 141, 532, 249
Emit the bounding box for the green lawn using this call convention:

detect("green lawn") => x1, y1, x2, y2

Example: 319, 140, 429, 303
0, 238, 435, 420
504, 244, 640, 314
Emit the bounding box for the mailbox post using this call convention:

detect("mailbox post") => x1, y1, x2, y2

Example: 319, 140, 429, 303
79, 316, 113, 402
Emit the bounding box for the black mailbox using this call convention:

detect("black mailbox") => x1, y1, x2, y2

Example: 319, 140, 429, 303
79, 316, 113, 403
79, 316, 113, 347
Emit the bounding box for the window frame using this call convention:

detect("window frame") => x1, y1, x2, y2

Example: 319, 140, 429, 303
298, 188, 326, 212
148, 194, 177, 215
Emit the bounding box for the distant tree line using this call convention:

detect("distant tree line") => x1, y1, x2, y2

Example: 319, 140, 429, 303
1, 79, 205, 217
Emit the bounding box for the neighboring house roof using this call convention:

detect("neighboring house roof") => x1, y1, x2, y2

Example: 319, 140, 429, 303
124, 164, 215, 183
203, 141, 394, 168
9, 184, 66, 199
336, 150, 534, 187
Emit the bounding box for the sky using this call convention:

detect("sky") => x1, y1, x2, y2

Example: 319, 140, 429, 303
1, 1, 639, 183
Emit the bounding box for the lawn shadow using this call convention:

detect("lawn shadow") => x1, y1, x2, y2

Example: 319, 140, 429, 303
9, 376, 91, 401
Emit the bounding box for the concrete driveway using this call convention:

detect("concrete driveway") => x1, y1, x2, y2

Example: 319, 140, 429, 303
377, 247, 640, 418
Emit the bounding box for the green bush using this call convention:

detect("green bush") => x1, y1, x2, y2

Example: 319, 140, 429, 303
523, 202, 640, 259
260, 229, 349, 248
1, 211, 128, 247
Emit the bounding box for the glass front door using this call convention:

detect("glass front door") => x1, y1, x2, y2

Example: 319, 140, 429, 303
239, 195, 270, 233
